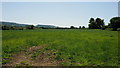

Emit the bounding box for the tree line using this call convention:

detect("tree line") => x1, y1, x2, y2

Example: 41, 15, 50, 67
1, 17, 120, 31
1, 25, 86, 30
88, 17, 120, 31
1, 25, 35, 30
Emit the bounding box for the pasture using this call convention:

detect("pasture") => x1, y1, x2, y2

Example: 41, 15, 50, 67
2, 29, 119, 66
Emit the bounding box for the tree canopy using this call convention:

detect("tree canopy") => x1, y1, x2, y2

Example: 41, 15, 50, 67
110, 17, 120, 31
88, 18, 104, 29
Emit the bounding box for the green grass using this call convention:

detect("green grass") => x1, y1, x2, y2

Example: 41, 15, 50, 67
2, 29, 119, 66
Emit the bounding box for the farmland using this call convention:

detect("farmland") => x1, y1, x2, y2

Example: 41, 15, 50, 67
2, 29, 119, 66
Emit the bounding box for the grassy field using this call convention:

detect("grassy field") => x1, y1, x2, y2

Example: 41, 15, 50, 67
2, 29, 119, 66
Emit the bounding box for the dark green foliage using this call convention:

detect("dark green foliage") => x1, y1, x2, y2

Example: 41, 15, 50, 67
89, 18, 94, 24
88, 18, 96, 29
82, 26, 85, 28
26, 25, 34, 29
2, 26, 10, 30
2, 25, 24, 30
108, 23, 111, 28
70, 26, 75, 29
79, 26, 81, 29
88, 18, 105, 29
96, 18, 104, 29
109, 17, 120, 31
101, 25, 108, 30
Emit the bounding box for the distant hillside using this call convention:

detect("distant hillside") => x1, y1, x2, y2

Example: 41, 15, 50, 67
0, 21, 57, 28
36, 24, 57, 28
0, 21, 28, 26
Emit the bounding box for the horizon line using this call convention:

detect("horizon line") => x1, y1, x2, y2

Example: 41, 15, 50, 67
0, 20, 89, 27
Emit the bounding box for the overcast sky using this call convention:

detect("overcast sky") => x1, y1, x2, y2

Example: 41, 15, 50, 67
1, 2, 118, 27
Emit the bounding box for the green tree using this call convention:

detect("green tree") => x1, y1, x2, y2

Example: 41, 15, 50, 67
110, 17, 120, 31
79, 26, 81, 29
70, 26, 75, 29
82, 26, 85, 28
89, 18, 94, 24
88, 18, 97, 29
88, 18, 104, 29
2, 25, 10, 30
26, 25, 34, 29
96, 18, 104, 29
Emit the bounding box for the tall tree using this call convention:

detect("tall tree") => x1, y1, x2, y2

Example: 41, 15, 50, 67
79, 26, 81, 29
89, 18, 94, 24
89, 18, 96, 29
96, 18, 104, 29
110, 17, 120, 31
70, 26, 75, 29
88, 18, 104, 29
82, 26, 85, 28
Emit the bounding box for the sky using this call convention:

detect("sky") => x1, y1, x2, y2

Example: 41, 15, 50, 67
1, 2, 118, 27
1, 0, 119, 2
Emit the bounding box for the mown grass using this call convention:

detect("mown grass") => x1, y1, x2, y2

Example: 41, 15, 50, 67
2, 29, 119, 66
